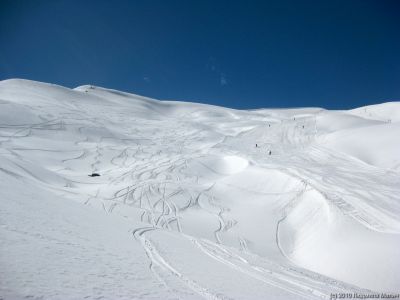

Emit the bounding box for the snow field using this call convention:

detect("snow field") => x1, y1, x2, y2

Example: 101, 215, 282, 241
1, 79, 399, 299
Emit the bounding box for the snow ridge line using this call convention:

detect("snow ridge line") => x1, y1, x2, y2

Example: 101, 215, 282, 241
276, 165, 400, 234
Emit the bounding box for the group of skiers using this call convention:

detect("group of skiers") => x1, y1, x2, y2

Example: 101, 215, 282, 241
255, 143, 272, 155
254, 122, 306, 155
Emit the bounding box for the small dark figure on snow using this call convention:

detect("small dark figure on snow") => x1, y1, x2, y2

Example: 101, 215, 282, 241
89, 173, 100, 177
268, 150, 272, 155
302, 125, 304, 129
268, 124, 271, 127
256, 143, 258, 148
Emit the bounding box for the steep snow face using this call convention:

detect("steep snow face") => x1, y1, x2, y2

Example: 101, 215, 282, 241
279, 188, 400, 292
1, 79, 400, 299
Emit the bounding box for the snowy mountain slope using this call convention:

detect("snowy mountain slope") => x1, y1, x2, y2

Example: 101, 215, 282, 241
349, 102, 400, 123
1, 79, 399, 299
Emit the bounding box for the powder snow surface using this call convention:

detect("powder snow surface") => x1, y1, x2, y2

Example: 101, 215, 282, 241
1, 79, 399, 299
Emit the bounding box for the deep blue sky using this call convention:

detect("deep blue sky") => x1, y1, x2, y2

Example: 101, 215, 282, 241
1, 0, 399, 109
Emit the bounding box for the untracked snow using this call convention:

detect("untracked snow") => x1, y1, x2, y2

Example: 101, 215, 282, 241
1, 79, 399, 299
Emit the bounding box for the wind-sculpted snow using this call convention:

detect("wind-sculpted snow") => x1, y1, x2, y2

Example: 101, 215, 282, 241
1, 79, 399, 299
